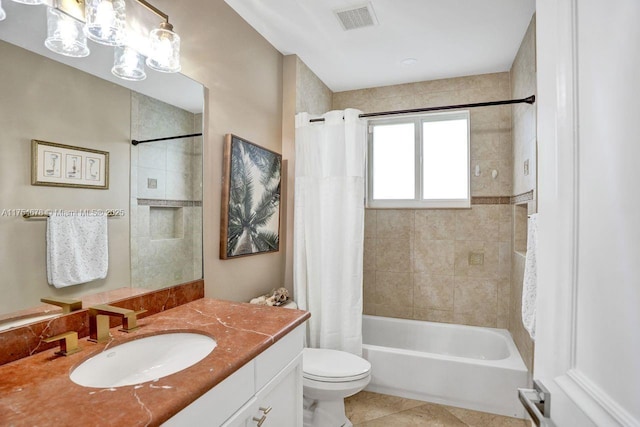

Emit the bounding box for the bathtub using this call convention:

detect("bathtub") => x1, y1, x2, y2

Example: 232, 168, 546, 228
362, 315, 529, 418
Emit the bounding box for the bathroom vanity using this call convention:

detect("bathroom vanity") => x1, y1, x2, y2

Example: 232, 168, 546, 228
0, 298, 309, 426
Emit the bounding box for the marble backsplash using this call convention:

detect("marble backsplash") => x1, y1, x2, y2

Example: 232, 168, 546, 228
0, 280, 204, 366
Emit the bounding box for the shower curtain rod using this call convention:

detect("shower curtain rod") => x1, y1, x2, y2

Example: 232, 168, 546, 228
308, 95, 535, 122
131, 133, 203, 146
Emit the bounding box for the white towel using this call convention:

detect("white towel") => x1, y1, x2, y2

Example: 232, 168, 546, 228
522, 213, 538, 339
46, 213, 108, 288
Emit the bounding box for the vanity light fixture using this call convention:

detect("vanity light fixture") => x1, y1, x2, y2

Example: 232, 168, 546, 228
0, 0, 6, 21
84, 0, 126, 46
9, 0, 181, 80
112, 45, 146, 80
45, 6, 90, 57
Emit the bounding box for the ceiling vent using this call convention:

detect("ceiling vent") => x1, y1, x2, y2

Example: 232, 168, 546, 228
334, 3, 379, 31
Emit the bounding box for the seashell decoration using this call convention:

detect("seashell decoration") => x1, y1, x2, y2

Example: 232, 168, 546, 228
250, 287, 290, 306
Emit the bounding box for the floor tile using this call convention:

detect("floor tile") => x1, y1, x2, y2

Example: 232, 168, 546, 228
346, 391, 529, 427
345, 391, 425, 424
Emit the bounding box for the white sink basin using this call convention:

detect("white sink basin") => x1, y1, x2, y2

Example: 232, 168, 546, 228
70, 332, 217, 388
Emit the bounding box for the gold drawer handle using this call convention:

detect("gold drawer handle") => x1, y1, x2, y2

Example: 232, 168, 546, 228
259, 406, 272, 414
252, 415, 267, 426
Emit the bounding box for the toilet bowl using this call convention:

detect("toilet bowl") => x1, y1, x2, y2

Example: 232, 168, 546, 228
280, 301, 371, 427
302, 348, 371, 427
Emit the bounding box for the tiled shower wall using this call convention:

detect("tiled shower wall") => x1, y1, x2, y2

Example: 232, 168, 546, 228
509, 15, 537, 371
130, 93, 203, 289
334, 73, 514, 328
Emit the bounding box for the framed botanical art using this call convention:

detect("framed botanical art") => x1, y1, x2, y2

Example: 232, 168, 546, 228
220, 134, 282, 259
31, 140, 109, 189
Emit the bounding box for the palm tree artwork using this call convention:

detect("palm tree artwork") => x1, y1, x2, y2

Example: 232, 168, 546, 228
221, 135, 281, 258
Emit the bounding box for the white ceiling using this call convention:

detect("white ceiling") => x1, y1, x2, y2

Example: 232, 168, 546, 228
0, 1, 203, 113
224, 0, 535, 92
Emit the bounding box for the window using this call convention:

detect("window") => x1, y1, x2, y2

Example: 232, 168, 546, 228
367, 111, 470, 208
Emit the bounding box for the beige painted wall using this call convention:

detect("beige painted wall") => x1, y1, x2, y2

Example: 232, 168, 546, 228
334, 73, 514, 328
509, 15, 537, 372
0, 41, 131, 314
153, 0, 285, 302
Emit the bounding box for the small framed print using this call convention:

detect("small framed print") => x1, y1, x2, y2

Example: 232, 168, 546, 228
31, 140, 109, 189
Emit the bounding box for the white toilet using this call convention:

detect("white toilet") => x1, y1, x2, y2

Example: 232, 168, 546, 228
302, 347, 371, 427
282, 301, 372, 427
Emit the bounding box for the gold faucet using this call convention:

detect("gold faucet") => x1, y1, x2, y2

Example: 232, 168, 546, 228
40, 296, 82, 314
88, 304, 146, 343
43, 331, 81, 356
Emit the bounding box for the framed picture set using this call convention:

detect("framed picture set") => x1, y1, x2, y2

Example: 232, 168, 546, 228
220, 134, 282, 259
31, 140, 109, 189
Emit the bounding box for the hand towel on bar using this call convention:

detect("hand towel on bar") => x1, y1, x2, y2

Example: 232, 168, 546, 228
46, 212, 108, 288
522, 213, 538, 340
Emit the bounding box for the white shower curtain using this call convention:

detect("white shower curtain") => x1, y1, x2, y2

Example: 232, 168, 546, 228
294, 109, 366, 356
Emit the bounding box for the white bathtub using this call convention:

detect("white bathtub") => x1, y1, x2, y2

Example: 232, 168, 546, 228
362, 315, 529, 418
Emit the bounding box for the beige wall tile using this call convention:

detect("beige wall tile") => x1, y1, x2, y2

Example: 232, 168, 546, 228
364, 238, 376, 271
470, 129, 512, 162
376, 238, 412, 272
455, 206, 500, 241
511, 15, 537, 199
497, 315, 509, 329
375, 303, 413, 319
414, 274, 454, 310
363, 304, 376, 315
498, 205, 512, 242
363, 270, 376, 306
497, 277, 511, 319
454, 240, 500, 278
415, 210, 457, 240
377, 209, 415, 239
499, 241, 512, 280
373, 271, 414, 318
413, 308, 455, 323
454, 277, 498, 313
414, 239, 455, 275
365, 209, 377, 239
453, 311, 497, 328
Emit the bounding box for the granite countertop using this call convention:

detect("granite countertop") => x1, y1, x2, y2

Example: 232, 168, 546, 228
0, 298, 310, 426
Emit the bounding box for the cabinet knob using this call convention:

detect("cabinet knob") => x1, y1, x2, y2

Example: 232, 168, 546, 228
252, 415, 267, 426
259, 406, 272, 414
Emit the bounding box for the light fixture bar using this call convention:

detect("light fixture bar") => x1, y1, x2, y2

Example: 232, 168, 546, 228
134, 0, 167, 22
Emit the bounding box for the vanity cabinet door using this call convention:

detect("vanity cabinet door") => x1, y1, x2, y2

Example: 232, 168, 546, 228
245, 354, 303, 427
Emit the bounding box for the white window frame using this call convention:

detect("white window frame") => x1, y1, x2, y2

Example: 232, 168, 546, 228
366, 110, 471, 209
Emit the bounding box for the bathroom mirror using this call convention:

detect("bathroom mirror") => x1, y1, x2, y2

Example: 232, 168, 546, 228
0, 2, 204, 326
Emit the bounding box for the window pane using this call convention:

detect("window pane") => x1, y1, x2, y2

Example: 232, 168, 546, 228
372, 123, 415, 199
422, 118, 468, 199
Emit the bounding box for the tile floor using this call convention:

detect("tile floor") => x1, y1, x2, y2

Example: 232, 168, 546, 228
345, 391, 530, 426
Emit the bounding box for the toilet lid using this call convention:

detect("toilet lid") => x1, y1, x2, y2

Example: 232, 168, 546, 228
302, 348, 371, 382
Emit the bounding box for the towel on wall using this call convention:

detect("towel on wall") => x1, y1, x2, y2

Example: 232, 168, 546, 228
46, 213, 108, 288
522, 213, 538, 340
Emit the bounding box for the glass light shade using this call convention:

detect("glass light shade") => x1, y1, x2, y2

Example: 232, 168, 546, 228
146, 24, 181, 73
0, 1, 6, 22
10, 0, 44, 4
44, 7, 90, 58
112, 46, 146, 81
84, 0, 126, 46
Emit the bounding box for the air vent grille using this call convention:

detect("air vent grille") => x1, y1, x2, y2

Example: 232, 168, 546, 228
334, 3, 378, 31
